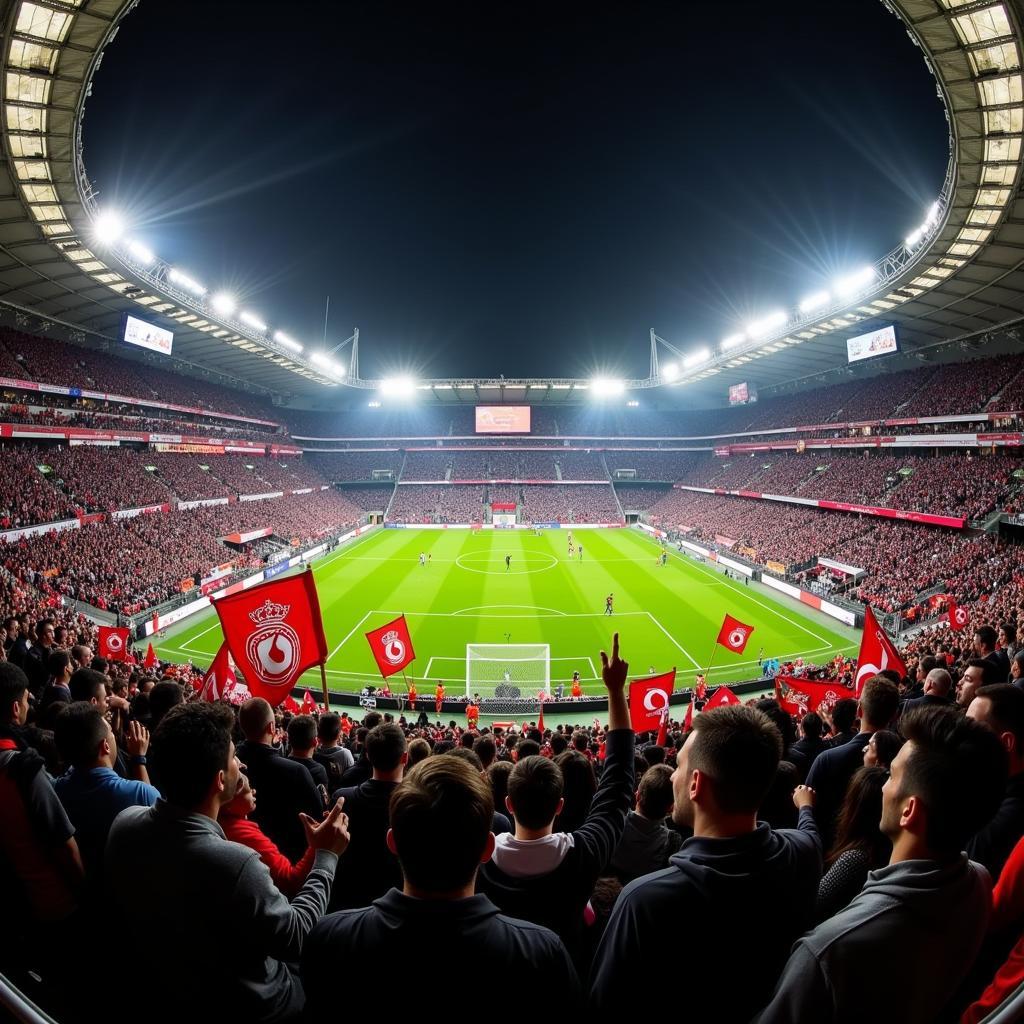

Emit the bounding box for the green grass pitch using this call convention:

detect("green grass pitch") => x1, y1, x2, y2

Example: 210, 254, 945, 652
155, 526, 859, 696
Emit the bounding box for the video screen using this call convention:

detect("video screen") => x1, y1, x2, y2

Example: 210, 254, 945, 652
475, 406, 531, 434
122, 314, 173, 356
847, 324, 897, 364
729, 382, 749, 405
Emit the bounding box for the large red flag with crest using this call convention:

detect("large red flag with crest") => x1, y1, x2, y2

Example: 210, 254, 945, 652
703, 685, 741, 710
98, 625, 132, 662
855, 606, 908, 697
716, 614, 755, 654
213, 569, 328, 707
199, 642, 237, 703
947, 597, 970, 632
628, 669, 676, 733
774, 675, 849, 718
365, 615, 416, 679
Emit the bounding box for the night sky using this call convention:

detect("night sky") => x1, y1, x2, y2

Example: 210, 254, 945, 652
83, 0, 949, 381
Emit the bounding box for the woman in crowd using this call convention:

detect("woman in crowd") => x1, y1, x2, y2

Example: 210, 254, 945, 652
862, 729, 903, 770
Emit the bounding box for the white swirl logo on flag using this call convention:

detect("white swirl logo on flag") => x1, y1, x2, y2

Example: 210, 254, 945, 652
728, 628, 747, 649
643, 688, 670, 714
246, 600, 301, 686
953, 607, 968, 627
106, 633, 124, 653
381, 629, 406, 666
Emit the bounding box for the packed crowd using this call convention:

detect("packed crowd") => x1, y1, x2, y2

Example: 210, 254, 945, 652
518, 485, 622, 524
6, 626, 1024, 1022
305, 450, 404, 482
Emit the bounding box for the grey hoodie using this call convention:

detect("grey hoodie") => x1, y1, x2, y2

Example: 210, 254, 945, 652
756, 855, 992, 1023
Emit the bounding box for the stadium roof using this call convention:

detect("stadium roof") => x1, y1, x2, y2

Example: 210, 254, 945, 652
0, 0, 1022, 404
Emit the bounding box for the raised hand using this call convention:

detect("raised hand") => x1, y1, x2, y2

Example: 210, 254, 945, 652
126, 719, 150, 757
599, 632, 628, 693
301, 797, 351, 856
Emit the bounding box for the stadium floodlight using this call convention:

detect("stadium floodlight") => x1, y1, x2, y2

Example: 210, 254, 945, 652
746, 311, 787, 339
380, 375, 416, 397
924, 200, 941, 227
239, 310, 268, 332
368, 400, 381, 408
798, 289, 831, 314
92, 210, 125, 246
211, 292, 237, 316
626, 400, 640, 408
683, 347, 710, 369
905, 228, 924, 249
272, 330, 302, 353
167, 267, 207, 296
721, 332, 746, 351
311, 351, 346, 378
126, 239, 155, 265
591, 378, 625, 397
834, 266, 877, 296
661, 362, 678, 382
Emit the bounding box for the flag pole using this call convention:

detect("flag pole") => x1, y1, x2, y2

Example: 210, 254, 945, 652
319, 662, 330, 715
703, 643, 721, 685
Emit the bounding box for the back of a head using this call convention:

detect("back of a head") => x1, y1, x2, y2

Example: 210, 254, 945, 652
898, 707, 1008, 857
366, 722, 407, 772
238, 697, 274, 740
549, 733, 568, 756
389, 756, 494, 893
317, 712, 342, 745
472, 734, 496, 768
459, 731, 475, 749
363, 711, 383, 730
571, 730, 588, 752
407, 737, 432, 766
801, 711, 823, 740
69, 667, 107, 704
90, 656, 108, 674
925, 668, 953, 698
47, 648, 70, 680
975, 683, 1024, 754
919, 655, 941, 679
151, 702, 236, 808
149, 681, 184, 728
487, 759, 513, 811
446, 746, 484, 772
508, 754, 564, 829
976, 625, 998, 652
754, 699, 796, 747
642, 745, 666, 767
637, 763, 674, 819
689, 705, 783, 815
287, 714, 318, 752
831, 765, 889, 865
0, 662, 28, 717
860, 676, 900, 729
830, 698, 859, 735
54, 702, 107, 768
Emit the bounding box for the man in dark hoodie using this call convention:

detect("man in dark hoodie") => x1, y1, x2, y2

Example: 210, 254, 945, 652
477, 632, 634, 964
756, 706, 1007, 1024
610, 763, 682, 883
590, 704, 821, 1018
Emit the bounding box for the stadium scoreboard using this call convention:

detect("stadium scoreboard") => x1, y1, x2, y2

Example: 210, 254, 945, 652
475, 406, 531, 433
728, 382, 757, 405
846, 324, 897, 364
121, 314, 174, 356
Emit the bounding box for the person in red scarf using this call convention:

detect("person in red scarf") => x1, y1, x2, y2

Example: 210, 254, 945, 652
435, 682, 445, 715
219, 773, 316, 899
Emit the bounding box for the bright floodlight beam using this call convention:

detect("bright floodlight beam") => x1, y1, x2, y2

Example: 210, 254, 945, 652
167, 267, 206, 296
834, 265, 877, 296
661, 362, 678, 382
92, 210, 125, 246
721, 332, 746, 351
380, 376, 416, 397
273, 330, 303, 354
126, 239, 155, 265
591, 378, 625, 397
798, 290, 831, 314
746, 311, 787, 339
211, 292, 237, 316
239, 310, 268, 332
683, 347, 710, 369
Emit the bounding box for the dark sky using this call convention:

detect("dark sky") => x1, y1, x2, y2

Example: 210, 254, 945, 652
84, 0, 949, 381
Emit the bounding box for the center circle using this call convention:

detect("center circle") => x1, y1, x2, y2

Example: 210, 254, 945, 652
455, 552, 559, 575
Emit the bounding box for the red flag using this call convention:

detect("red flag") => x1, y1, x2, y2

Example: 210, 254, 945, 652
947, 597, 970, 632
283, 693, 300, 714
301, 689, 317, 713
628, 669, 676, 733
716, 614, 755, 654
703, 685, 740, 710
143, 643, 157, 670
213, 569, 328, 708
199, 643, 237, 703
774, 675, 849, 718
364, 615, 416, 679
655, 707, 669, 747
97, 625, 131, 662
855, 606, 908, 697
683, 700, 693, 731
537, 698, 545, 733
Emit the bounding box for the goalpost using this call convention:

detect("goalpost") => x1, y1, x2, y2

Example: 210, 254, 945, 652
466, 644, 550, 710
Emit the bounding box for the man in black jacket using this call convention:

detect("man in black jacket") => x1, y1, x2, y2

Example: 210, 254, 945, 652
590, 704, 821, 1018
302, 756, 578, 1013
477, 633, 634, 963
237, 698, 323, 861
329, 721, 407, 909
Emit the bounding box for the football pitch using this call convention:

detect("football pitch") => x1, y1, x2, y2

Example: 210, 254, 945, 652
155, 526, 860, 697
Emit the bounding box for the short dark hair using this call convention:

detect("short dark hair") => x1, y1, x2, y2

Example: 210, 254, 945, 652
1000, 623, 1017, 644
508, 754, 564, 829
47, 649, 70, 680
550, 733, 568, 756
516, 739, 541, 759
860, 676, 900, 729
976, 625, 999, 651
918, 655, 941, 678
688, 705, 783, 815
0, 662, 29, 712
317, 712, 342, 744
69, 668, 107, 703
830, 698, 859, 734
389, 756, 493, 892
637, 764, 674, 819
975, 684, 1024, 752
968, 658, 1002, 686
899, 707, 1008, 856
149, 681, 184, 729
362, 711, 382, 730
869, 729, 904, 770
150, 702, 236, 808
407, 738, 431, 766
473, 735, 496, 769
288, 714, 318, 751
642, 745, 666, 767
366, 722, 407, 771
445, 746, 484, 772
801, 711, 823, 740
54, 702, 108, 767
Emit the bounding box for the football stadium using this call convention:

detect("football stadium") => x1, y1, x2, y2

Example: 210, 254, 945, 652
4, 0, 1024, 1019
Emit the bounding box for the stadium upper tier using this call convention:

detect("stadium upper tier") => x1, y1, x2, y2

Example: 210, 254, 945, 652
1, 1, 1024, 400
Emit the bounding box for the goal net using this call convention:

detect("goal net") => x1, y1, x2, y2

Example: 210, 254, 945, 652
466, 644, 550, 713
